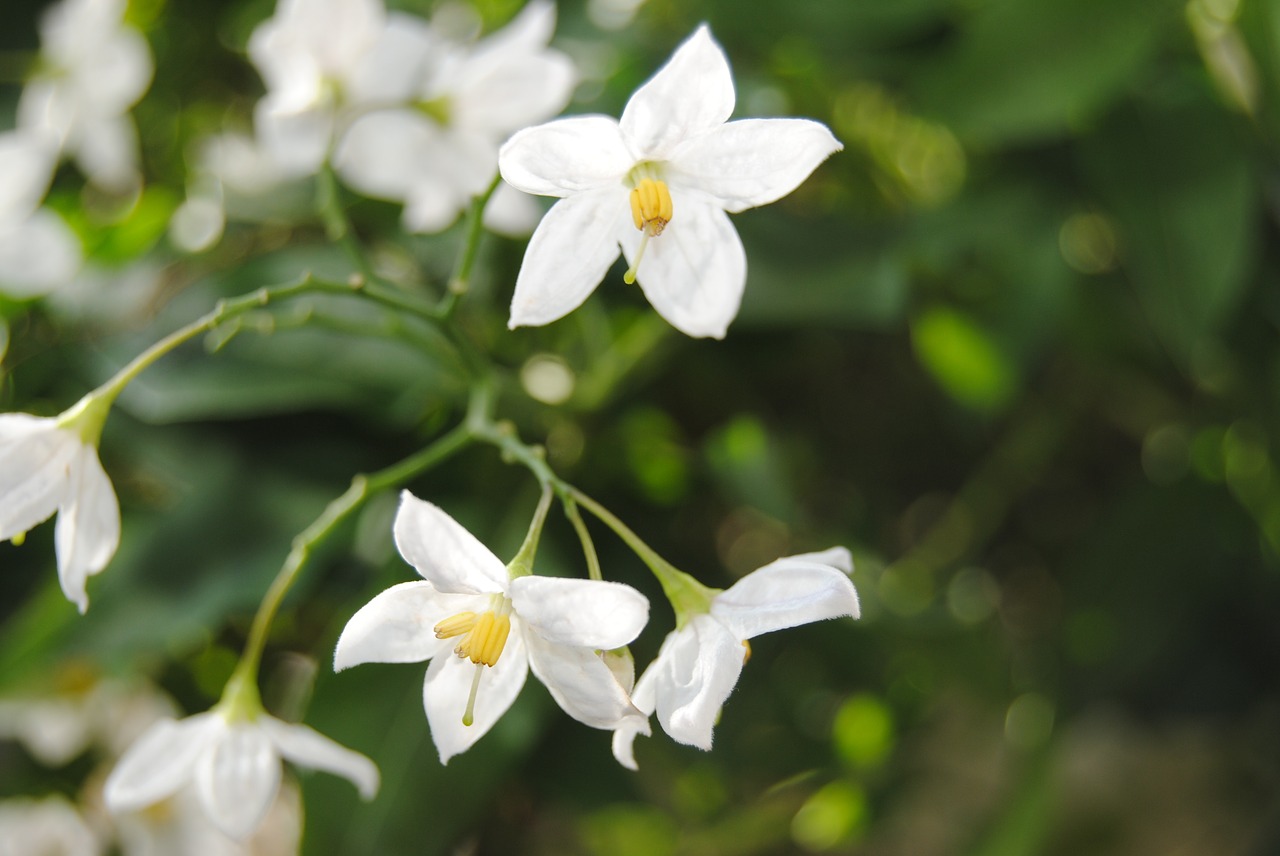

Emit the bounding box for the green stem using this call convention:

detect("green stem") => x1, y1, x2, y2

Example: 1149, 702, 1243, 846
562, 496, 602, 581
438, 174, 501, 320
226, 417, 476, 703
506, 484, 553, 579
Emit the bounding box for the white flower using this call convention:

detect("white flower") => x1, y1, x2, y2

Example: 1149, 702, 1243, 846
112, 781, 303, 856
0, 130, 82, 297
18, 0, 153, 190
103, 709, 378, 841
0, 795, 102, 856
332, 0, 576, 233
0, 405, 119, 614
334, 491, 650, 764
612, 548, 859, 769
247, 0, 386, 176
498, 25, 842, 339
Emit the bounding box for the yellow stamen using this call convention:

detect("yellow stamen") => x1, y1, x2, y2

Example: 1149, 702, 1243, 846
624, 178, 673, 285
11, 532, 25, 547
434, 612, 477, 639
742, 640, 752, 663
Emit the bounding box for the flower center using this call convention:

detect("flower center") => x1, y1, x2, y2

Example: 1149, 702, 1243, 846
624, 178, 673, 285
434, 598, 514, 727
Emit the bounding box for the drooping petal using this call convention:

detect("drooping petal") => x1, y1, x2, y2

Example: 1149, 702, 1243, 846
498, 116, 632, 198
510, 576, 648, 650
333, 581, 472, 671
259, 716, 379, 799
524, 632, 646, 730
195, 721, 280, 840
54, 442, 121, 613
667, 118, 842, 213
104, 714, 221, 814
507, 189, 625, 329
392, 492, 508, 595
610, 661, 656, 770
652, 616, 746, 750
0, 417, 77, 542
422, 628, 528, 764
620, 193, 745, 338
710, 551, 859, 641
619, 25, 735, 161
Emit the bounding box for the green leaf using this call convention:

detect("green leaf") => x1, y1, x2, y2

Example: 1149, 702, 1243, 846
911, 306, 1017, 412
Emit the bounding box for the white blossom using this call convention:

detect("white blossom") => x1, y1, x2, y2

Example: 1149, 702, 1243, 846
0, 130, 81, 297
612, 548, 859, 769
0, 795, 102, 856
334, 491, 649, 763
104, 710, 378, 841
499, 25, 842, 338
18, 0, 153, 190
333, 0, 576, 233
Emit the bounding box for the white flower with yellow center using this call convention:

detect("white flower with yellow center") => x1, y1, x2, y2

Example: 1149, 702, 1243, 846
612, 548, 859, 769
498, 25, 842, 339
334, 491, 650, 763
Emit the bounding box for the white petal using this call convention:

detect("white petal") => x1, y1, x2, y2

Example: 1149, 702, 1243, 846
104, 714, 221, 814
345, 12, 439, 105
610, 662, 657, 770
0, 130, 57, 223
667, 118, 842, 213
621, 194, 745, 338
0, 416, 76, 541
0, 210, 83, 297
55, 442, 121, 613
195, 721, 280, 840
475, 0, 556, 56
710, 552, 859, 640
332, 110, 435, 204
259, 716, 379, 799
423, 629, 528, 764
524, 633, 646, 730
452, 51, 576, 136
498, 116, 632, 198
482, 181, 543, 237
652, 617, 746, 750
510, 576, 648, 650
619, 25, 735, 161
254, 97, 333, 178
71, 115, 140, 191
74, 26, 153, 113
392, 492, 507, 595
169, 195, 226, 253
333, 581, 471, 670
508, 190, 624, 329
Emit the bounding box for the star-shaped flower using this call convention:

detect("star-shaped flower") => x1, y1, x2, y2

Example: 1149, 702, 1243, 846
104, 707, 377, 841
332, 0, 575, 233
0, 399, 119, 614
334, 491, 650, 763
498, 24, 842, 338
612, 548, 859, 769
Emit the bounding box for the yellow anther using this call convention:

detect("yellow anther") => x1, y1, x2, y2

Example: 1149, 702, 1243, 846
448, 610, 512, 668
434, 612, 477, 639
742, 640, 752, 663
629, 178, 673, 236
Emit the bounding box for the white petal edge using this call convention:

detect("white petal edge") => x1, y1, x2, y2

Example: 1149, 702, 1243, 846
508, 189, 624, 329
510, 576, 648, 650
524, 633, 646, 729
392, 492, 508, 595
619, 25, 735, 161
0, 416, 74, 541
259, 716, 379, 799
333, 581, 472, 671
611, 661, 657, 770
54, 442, 121, 614
710, 552, 859, 641
621, 193, 745, 339
652, 617, 746, 750
667, 118, 842, 213
498, 116, 632, 198
195, 721, 280, 840
423, 628, 529, 764
104, 714, 220, 814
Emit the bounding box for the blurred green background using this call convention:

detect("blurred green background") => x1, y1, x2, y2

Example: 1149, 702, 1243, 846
3, 0, 1280, 853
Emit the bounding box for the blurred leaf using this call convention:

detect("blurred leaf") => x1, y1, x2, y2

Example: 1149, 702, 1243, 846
1082, 94, 1259, 361
741, 252, 910, 330
911, 306, 1017, 412
911, 0, 1178, 145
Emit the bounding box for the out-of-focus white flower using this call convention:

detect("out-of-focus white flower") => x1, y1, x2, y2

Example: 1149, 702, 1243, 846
0, 394, 120, 614
248, 0, 386, 176
0, 795, 102, 856
612, 548, 859, 769
334, 492, 649, 764
112, 781, 303, 856
104, 709, 378, 841
0, 130, 82, 297
18, 0, 153, 191
499, 25, 842, 338
333, 0, 576, 233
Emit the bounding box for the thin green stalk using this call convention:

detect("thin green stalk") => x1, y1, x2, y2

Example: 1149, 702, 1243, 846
506, 484, 553, 579
562, 496, 602, 581
438, 175, 501, 320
